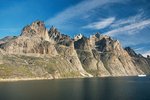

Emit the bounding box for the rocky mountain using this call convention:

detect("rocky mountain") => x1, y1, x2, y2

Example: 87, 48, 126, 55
0, 20, 150, 80
0, 36, 16, 45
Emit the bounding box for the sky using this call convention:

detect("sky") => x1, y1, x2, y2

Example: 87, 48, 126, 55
0, 0, 150, 56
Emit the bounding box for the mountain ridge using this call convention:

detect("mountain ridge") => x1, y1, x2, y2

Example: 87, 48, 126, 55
0, 20, 150, 80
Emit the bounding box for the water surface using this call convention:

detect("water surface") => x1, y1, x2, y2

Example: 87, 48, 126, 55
0, 77, 150, 100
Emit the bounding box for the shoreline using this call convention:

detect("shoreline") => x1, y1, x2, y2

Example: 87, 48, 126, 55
0, 77, 53, 82
0, 76, 87, 82
0, 75, 142, 82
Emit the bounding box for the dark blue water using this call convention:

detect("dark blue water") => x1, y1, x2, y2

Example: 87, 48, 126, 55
0, 77, 150, 100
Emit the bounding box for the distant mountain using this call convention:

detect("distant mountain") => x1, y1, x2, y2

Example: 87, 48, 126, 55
0, 21, 150, 80
0, 36, 16, 45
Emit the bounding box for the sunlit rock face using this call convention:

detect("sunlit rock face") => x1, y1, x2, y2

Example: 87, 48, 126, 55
94, 35, 139, 76
74, 35, 110, 76
48, 26, 90, 76
0, 21, 58, 56
0, 21, 91, 79
0, 20, 150, 79
74, 33, 148, 76
74, 34, 83, 41
21, 21, 50, 41
0, 49, 4, 64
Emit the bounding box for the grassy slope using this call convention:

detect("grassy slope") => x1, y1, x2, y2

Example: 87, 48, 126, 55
0, 55, 82, 79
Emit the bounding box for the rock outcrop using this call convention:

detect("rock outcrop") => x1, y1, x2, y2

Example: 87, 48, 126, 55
0, 20, 150, 79
74, 34, 83, 41
124, 47, 150, 74
95, 36, 143, 76
0, 21, 91, 79
74, 36, 110, 76
48, 26, 73, 47
124, 47, 138, 57
0, 21, 58, 56
0, 36, 16, 45
147, 55, 150, 59
74, 34, 146, 76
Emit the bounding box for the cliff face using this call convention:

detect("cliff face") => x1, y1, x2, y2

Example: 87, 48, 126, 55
74, 36, 110, 76
74, 34, 145, 76
0, 21, 58, 56
0, 21, 150, 79
0, 21, 91, 79
124, 47, 150, 74
95, 36, 142, 76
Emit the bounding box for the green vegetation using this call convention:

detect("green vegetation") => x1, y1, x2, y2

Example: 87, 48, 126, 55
60, 71, 81, 78
0, 54, 83, 79
0, 64, 33, 79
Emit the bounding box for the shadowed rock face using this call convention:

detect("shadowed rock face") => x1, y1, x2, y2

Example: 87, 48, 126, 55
124, 47, 150, 74
74, 34, 149, 76
147, 55, 150, 59
0, 20, 150, 79
48, 26, 73, 47
74, 36, 91, 50
124, 47, 138, 57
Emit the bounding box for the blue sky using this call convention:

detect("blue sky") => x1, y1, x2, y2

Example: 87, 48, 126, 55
0, 0, 150, 56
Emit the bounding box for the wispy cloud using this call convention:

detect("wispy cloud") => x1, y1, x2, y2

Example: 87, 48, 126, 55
110, 11, 145, 29
134, 47, 144, 51
82, 17, 115, 29
104, 10, 150, 36
45, 0, 122, 26
105, 19, 150, 36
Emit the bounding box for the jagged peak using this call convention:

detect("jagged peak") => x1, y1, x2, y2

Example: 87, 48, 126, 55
48, 26, 61, 41
48, 26, 61, 36
124, 47, 138, 57
0, 36, 17, 45
125, 47, 144, 58
0, 36, 17, 41
74, 33, 83, 41
89, 32, 101, 38
49, 25, 56, 30
21, 20, 46, 36
95, 32, 101, 38
48, 26, 73, 46
20, 20, 50, 41
31, 20, 44, 26
48, 26, 71, 39
100, 35, 111, 39
80, 35, 88, 40
30, 20, 45, 31
89, 33, 112, 42
147, 55, 150, 59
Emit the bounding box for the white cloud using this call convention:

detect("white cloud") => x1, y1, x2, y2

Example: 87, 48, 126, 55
111, 12, 145, 28
134, 47, 144, 51
82, 17, 115, 29
104, 10, 150, 36
105, 19, 150, 36
45, 0, 122, 26
142, 50, 150, 57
